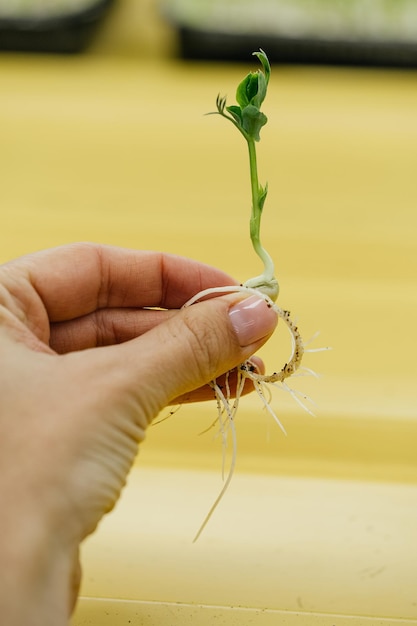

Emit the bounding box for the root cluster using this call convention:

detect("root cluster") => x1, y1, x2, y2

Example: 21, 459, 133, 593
182, 284, 325, 541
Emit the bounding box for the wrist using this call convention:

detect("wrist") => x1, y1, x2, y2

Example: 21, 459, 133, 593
0, 502, 74, 626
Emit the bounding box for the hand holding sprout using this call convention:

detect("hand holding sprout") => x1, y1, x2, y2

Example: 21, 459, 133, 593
0, 52, 307, 620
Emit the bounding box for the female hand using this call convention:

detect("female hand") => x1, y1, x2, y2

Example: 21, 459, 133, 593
0, 243, 277, 625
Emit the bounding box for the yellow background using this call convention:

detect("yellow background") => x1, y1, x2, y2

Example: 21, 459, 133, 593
1, 1, 417, 623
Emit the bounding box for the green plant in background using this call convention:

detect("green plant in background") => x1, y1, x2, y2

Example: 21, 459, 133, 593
183, 51, 327, 541
0, 0, 98, 18
162, 0, 417, 43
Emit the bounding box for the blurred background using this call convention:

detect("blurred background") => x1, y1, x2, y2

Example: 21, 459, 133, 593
1, 1, 417, 623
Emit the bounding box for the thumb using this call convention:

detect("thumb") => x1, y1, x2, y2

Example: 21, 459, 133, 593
114, 293, 278, 421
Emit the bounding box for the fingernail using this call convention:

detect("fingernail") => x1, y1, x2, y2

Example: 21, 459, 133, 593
229, 295, 277, 347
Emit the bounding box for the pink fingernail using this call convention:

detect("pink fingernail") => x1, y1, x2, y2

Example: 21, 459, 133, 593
229, 295, 277, 347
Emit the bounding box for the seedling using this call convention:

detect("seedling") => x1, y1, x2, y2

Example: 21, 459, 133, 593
182, 50, 325, 541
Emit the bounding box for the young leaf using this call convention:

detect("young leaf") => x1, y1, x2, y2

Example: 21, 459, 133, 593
236, 72, 259, 109
226, 105, 243, 126
241, 106, 267, 142
253, 49, 271, 89
258, 182, 268, 212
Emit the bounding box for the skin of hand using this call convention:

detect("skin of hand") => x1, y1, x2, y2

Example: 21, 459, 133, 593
0, 243, 278, 626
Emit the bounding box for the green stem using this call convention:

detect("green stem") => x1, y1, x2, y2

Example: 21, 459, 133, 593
247, 138, 275, 283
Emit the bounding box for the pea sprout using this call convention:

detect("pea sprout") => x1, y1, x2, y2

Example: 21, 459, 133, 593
181, 50, 328, 541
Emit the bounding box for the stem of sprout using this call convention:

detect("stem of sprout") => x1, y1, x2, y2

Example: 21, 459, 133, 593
245, 137, 277, 296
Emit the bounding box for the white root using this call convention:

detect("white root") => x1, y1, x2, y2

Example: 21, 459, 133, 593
183, 284, 305, 386
182, 284, 324, 540
192, 378, 239, 543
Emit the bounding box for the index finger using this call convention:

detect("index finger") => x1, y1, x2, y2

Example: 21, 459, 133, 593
14, 243, 237, 322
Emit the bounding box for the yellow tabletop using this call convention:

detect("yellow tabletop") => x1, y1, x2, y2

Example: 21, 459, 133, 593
1, 3, 417, 624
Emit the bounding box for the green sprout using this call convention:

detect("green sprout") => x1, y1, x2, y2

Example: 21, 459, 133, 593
210, 49, 279, 301
180, 50, 328, 541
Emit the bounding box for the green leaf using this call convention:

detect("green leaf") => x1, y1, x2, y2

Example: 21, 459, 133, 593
226, 105, 243, 126
258, 182, 268, 211
242, 106, 268, 142
210, 50, 271, 141
253, 49, 271, 89
235, 49, 270, 111
236, 72, 259, 109
252, 72, 267, 109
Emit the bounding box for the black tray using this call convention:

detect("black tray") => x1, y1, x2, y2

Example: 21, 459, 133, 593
0, 0, 114, 53
161, 0, 417, 69
176, 25, 417, 68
